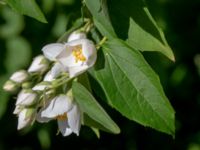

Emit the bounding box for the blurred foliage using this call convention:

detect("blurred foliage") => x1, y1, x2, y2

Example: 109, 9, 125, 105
0, 0, 200, 149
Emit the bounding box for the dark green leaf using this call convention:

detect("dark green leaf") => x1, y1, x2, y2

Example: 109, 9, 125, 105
6, 0, 47, 23
72, 81, 120, 134
85, 0, 116, 38
91, 39, 175, 135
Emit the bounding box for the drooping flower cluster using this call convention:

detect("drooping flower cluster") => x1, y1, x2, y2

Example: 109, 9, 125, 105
3, 30, 97, 136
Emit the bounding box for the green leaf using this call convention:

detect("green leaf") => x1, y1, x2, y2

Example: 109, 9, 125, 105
90, 39, 175, 136
107, 0, 174, 61
6, 0, 47, 23
127, 16, 174, 61
72, 81, 120, 134
84, 0, 116, 38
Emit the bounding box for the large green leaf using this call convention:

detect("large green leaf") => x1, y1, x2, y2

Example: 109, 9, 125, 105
90, 39, 175, 135
84, 0, 116, 38
72, 82, 120, 134
6, 0, 47, 23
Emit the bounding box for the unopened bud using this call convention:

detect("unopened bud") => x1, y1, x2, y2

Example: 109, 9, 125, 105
16, 89, 38, 106
17, 108, 36, 130
3, 80, 18, 92
28, 55, 49, 73
32, 81, 51, 91
10, 70, 29, 83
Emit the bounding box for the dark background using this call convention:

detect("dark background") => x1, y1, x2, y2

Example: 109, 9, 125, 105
0, 0, 200, 149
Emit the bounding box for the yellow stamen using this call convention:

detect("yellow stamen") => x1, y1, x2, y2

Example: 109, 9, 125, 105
72, 45, 86, 63
57, 113, 67, 121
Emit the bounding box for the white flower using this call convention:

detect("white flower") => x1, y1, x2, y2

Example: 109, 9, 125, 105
10, 70, 29, 83
36, 95, 81, 136
28, 55, 49, 73
17, 108, 36, 130
16, 89, 38, 106
3, 80, 18, 92
67, 31, 86, 42
42, 39, 97, 78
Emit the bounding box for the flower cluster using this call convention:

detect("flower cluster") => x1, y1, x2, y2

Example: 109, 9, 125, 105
3, 31, 97, 136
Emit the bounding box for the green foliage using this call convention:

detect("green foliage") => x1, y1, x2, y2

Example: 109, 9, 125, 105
91, 39, 175, 135
72, 82, 120, 134
1, 0, 176, 139
6, 0, 47, 23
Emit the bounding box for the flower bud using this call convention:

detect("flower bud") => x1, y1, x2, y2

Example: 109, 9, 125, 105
10, 70, 29, 83
16, 89, 38, 106
67, 31, 86, 42
32, 81, 51, 91
13, 105, 22, 115
3, 80, 18, 92
17, 108, 36, 130
28, 55, 49, 73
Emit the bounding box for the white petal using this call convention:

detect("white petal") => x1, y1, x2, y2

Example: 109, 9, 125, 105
13, 105, 22, 115
32, 83, 49, 91
10, 70, 28, 83
51, 62, 66, 78
42, 43, 64, 61
67, 31, 86, 42
82, 39, 96, 60
57, 120, 73, 136
68, 65, 88, 78
28, 55, 48, 73
67, 104, 81, 135
17, 109, 30, 130
36, 109, 51, 123
43, 71, 54, 82
41, 95, 73, 118
16, 90, 37, 106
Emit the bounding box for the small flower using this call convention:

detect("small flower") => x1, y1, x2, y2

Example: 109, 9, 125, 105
67, 31, 86, 42
17, 108, 36, 130
3, 80, 18, 92
36, 95, 81, 136
28, 55, 49, 73
42, 39, 97, 78
16, 89, 38, 106
10, 70, 29, 83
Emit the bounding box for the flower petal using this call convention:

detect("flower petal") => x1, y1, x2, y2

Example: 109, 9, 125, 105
28, 55, 49, 73
43, 71, 54, 82
42, 43, 64, 61
16, 90, 37, 106
67, 31, 86, 42
67, 104, 81, 135
17, 109, 30, 130
41, 95, 73, 118
51, 62, 66, 78
57, 120, 73, 136
68, 65, 88, 78
36, 109, 51, 123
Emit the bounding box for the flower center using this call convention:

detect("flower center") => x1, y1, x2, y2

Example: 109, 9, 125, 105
72, 45, 86, 63
57, 113, 67, 121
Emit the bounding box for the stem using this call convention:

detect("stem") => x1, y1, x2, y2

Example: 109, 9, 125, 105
96, 37, 107, 50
